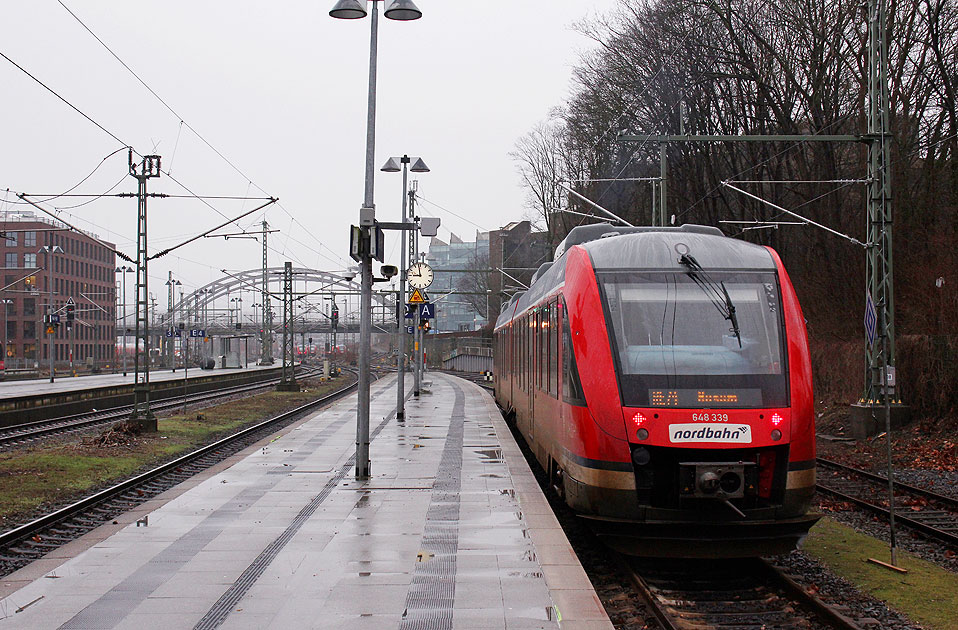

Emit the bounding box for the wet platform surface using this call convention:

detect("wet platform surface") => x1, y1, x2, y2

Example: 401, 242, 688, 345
0, 362, 282, 399
0, 373, 612, 629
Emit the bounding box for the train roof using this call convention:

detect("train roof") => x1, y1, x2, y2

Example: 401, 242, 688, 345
579, 224, 776, 272
495, 224, 777, 329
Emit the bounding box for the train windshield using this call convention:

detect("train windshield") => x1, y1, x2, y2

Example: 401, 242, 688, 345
600, 271, 788, 408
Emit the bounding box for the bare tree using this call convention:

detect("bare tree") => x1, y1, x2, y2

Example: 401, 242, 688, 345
455, 250, 492, 324
517, 0, 958, 336
510, 118, 568, 247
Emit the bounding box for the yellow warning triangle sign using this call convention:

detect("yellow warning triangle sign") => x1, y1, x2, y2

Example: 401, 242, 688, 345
408, 288, 427, 304
46, 326, 55, 335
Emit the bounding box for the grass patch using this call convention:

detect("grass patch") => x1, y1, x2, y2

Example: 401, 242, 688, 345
803, 517, 958, 630
0, 375, 354, 528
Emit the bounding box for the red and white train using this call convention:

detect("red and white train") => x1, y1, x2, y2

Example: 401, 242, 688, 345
493, 224, 819, 557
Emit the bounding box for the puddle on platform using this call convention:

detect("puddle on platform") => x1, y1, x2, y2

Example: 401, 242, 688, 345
354, 492, 371, 508
479, 473, 503, 478
474, 448, 503, 463
506, 570, 543, 579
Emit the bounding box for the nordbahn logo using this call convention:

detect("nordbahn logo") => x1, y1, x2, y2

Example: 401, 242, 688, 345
669, 423, 752, 444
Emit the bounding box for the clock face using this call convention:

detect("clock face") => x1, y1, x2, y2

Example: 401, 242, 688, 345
407, 262, 434, 289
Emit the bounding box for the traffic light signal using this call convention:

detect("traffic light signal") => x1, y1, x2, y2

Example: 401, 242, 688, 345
331, 305, 339, 329
65, 302, 75, 321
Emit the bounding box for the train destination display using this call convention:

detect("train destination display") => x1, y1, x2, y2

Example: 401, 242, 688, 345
649, 388, 763, 408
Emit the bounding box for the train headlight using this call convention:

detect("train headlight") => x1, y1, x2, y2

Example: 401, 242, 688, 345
631, 446, 650, 466
635, 428, 649, 441
720, 472, 741, 494
771, 429, 782, 441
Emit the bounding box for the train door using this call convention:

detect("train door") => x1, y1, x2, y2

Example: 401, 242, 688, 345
528, 311, 536, 442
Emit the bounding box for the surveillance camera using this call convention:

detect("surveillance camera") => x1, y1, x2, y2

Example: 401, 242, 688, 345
380, 265, 398, 279
343, 271, 356, 281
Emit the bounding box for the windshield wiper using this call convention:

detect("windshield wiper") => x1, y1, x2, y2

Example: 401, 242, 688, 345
678, 253, 742, 348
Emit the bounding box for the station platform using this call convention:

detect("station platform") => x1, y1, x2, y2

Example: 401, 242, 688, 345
0, 373, 612, 629
0, 362, 281, 400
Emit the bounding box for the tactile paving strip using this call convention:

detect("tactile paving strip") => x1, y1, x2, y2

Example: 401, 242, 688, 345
56, 387, 393, 630
193, 393, 403, 630
399, 383, 466, 630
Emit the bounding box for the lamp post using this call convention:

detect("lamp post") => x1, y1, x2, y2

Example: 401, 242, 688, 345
381, 155, 429, 420
116, 265, 133, 376
330, 0, 423, 480
39, 245, 63, 382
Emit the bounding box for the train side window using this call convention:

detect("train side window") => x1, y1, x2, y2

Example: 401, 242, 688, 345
538, 308, 546, 391
549, 300, 558, 397
561, 297, 586, 406
527, 314, 533, 392
524, 317, 529, 392
521, 316, 527, 391
516, 321, 521, 391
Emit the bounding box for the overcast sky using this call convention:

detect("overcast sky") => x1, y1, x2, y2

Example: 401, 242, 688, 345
0, 1, 619, 310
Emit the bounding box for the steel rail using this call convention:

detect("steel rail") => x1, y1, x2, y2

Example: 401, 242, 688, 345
0, 374, 357, 551
0, 367, 320, 448
816, 483, 958, 547
619, 555, 863, 630
817, 457, 958, 510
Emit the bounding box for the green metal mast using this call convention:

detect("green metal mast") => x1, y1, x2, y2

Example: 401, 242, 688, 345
864, 0, 896, 405
129, 152, 161, 432
260, 220, 273, 365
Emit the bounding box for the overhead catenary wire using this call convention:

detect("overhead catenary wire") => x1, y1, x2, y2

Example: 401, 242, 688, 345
56, 1, 346, 265
16, 193, 135, 262
0, 44, 263, 249
0, 49, 128, 149
722, 181, 867, 247
724, 128, 958, 238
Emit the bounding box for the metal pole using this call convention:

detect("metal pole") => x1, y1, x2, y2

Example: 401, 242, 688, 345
864, 0, 896, 405
261, 220, 273, 365
659, 142, 668, 226
882, 317, 897, 565
354, 2, 380, 480
130, 153, 160, 431
47, 250, 54, 383
397, 157, 409, 419
280, 262, 296, 389
411, 194, 422, 396
183, 328, 189, 414
122, 270, 128, 376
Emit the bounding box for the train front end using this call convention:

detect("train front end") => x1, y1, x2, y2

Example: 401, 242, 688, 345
569, 229, 819, 557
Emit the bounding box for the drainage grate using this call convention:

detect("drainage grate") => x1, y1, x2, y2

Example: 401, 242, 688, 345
193, 392, 402, 630
400, 383, 466, 630
56, 385, 394, 630
192, 457, 355, 630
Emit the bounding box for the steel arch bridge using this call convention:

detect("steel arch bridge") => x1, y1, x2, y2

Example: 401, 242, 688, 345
155, 266, 394, 335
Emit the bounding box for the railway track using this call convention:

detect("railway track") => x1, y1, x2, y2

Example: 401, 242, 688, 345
0, 372, 358, 579
816, 457, 958, 547
434, 369, 494, 392
621, 556, 862, 630
0, 367, 322, 450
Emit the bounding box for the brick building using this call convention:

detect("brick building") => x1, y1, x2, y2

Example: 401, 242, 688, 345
1, 212, 116, 370
488, 221, 551, 319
